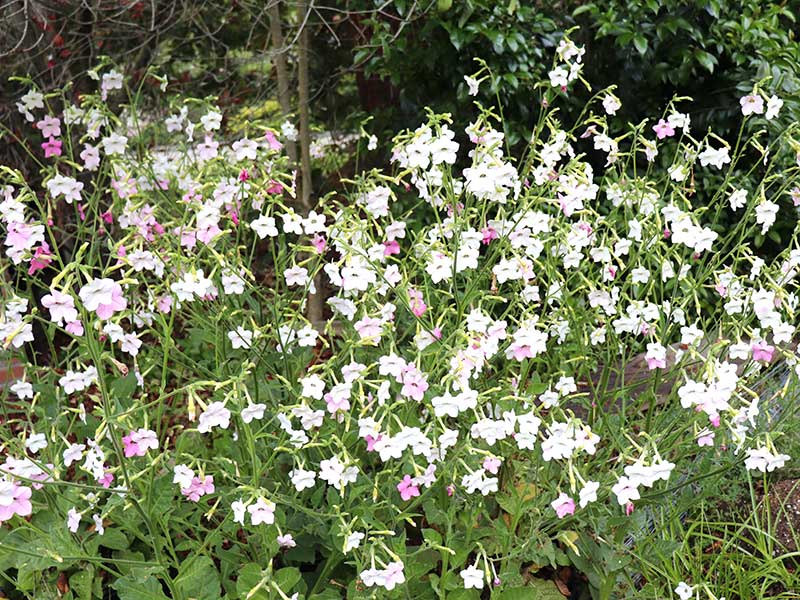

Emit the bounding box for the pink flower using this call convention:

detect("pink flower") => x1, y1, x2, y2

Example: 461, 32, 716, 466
652, 119, 675, 140
101, 210, 114, 224
121, 428, 158, 457
65, 320, 84, 336
181, 475, 215, 502
697, 431, 715, 447
408, 288, 427, 317
79, 278, 127, 320
312, 234, 326, 253
625, 502, 635, 516
751, 340, 774, 362
264, 130, 283, 151
399, 365, 428, 401
432, 327, 442, 340
365, 434, 382, 452
27, 242, 53, 275
157, 296, 172, 314
37, 115, 61, 138
354, 317, 382, 343
238, 169, 250, 182
482, 457, 501, 474
267, 180, 283, 194
446, 484, 455, 496
481, 227, 498, 245
0, 481, 33, 523
42, 137, 63, 158
324, 391, 350, 414
397, 475, 421, 501
383, 240, 400, 256
551, 492, 576, 518
98, 472, 114, 488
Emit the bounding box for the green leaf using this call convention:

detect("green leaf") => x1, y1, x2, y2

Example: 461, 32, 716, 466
498, 580, 564, 599
694, 49, 717, 73
70, 568, 95, 600
633, 34, 648, 55
437, 0, 453, 11
110, 372, 138, 403
236, 563, 269, 600
174, 555, 220, 600
112, 575, 169, 600
274, 567, 301, 593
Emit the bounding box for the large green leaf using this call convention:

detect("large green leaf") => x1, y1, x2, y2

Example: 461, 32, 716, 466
174, 555, 221, 600
112, 575, 169, 600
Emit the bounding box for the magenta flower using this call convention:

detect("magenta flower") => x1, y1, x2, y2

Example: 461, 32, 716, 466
98, 472, 114, 488
751, 340, 774, 362
42, 136, 63, 158
652, 119, 675, 140
481, 226, 499, 245
550, 492, 576, 518
27, 242, 53, 275
397, 475, 421, 501
0, 481, 33, 523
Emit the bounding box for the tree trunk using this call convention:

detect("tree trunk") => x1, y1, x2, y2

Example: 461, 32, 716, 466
268, 0, 296, 163
296, 0, 323, 327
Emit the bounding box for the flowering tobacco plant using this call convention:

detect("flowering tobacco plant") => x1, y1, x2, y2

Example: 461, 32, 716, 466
1, 39, 800, 599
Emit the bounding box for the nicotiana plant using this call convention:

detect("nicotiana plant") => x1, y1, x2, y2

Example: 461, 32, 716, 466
1, 37, 799, 600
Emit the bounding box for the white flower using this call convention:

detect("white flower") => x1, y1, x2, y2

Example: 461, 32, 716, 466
101, 132, 128, 155
459, 564, 484, 590
25, 432, 47, 453
201, 110, 222, 131
172, 465, 195, 489
755, 200, 779, 234
674, 582, 694, 600
318, 456, 358, 490
579, 480, 600, 507
729, 189, 747, 211
232, 138, 258, 161
63, 443, 85, 466
289, 468, 317, 491
766, 95, 783, 120
250, 214, 278, 239
197, 402, 231, 433
46, 175, 84, 204
241, 403, 266, 424
67, 508, 81, 532
602, 94, 621, 115
284, 265, 309, 287
300, 375, 325, 400
231, 499, 247, 524
10, 380, 33, 399
698, 145, 731, 170
344, 531, 365, 553
247, 497, 276, 525
464, 75, 480, 96
740, 93, 764, 116
611, 475, 640, 505
228, 326, 256, 349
